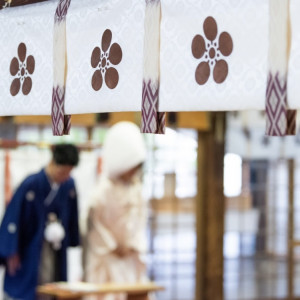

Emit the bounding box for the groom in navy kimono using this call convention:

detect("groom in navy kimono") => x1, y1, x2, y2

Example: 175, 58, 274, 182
0, 144, 80, 300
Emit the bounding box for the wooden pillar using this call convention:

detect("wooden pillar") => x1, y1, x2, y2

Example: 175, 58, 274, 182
196, 112, 226, 300
288, 159, 295, 300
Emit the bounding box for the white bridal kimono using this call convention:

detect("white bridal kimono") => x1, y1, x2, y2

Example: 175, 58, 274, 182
84, 174, 148, 300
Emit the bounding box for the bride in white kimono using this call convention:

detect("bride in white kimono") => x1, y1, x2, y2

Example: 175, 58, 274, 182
84, 122, 148, 300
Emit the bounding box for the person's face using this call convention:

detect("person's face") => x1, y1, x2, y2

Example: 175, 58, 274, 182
52, 164, 74, 184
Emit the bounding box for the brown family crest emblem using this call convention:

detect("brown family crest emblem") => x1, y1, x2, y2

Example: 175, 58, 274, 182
10, 43, 35, 96
91, 29, 122, 91
192, 16, 233, 85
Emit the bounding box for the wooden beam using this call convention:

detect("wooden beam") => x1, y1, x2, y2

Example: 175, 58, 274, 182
109, 112, 138, 126
0, 0, 48, 8
14, 115, 51, 125
0, 117, 9, 122
177, 112, 210, 131
13, 114, 96, 126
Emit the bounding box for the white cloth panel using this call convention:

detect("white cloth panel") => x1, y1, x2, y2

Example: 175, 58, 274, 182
159, 0, 269, 111
287, 0, 300, 109
0, 0, 58, 116
64, 0, 145, 114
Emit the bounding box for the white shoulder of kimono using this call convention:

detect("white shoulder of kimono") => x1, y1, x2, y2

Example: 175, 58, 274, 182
88, 175, 113, 208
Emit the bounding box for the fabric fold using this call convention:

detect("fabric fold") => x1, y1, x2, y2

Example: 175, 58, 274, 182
265, 0, 296, 136
52, 0, 72, 136
141, 0, 166, 134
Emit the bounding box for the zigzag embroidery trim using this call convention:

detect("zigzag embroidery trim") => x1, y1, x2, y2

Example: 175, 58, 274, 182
141, 80, 165, 134
52, 86, 66, 136
55, 0, 71, 22
265, 72, 296, 136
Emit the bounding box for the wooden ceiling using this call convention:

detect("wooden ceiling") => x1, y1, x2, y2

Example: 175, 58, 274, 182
0, 0, 47, 9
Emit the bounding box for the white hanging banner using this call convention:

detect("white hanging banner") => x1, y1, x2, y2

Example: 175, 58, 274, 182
0, 0, 58, 116
159, 0, 269, 112
287, 0, 300, 110
64, 0, 145, 114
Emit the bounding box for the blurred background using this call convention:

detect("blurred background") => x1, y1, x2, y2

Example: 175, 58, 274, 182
1, 111, 300, 300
